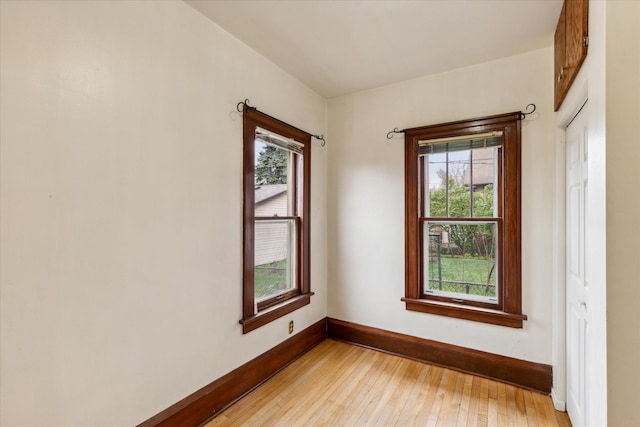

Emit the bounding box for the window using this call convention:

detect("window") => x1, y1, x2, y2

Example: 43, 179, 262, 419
241, 109, 313, 334
402, 113, 527, 327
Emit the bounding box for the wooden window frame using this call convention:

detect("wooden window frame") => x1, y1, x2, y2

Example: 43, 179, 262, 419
402, 112, 527, 328
240, 108, 313, 334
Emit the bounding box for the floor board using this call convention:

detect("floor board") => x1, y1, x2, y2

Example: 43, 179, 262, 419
205, 339, 571, 426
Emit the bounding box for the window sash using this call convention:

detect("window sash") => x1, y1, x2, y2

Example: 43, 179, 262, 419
254, 218, 300, 310
422, 220, 499, 305
253, 144, 301, 218
420, 148, 500, 219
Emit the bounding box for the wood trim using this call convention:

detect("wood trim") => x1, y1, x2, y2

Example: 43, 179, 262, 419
404, 132, 420, 300
404, 112, 521, 137
502, 119, 522, 315
244, 107, 310, 142
242, 111, 257, 319
241, 292, 313, 334
326, 318, 551, 394
242, 107, 312, 332
138, 318, 327, 427
300, 122, 311, 297
402, 298, 526, 328
404, 112, 524, 325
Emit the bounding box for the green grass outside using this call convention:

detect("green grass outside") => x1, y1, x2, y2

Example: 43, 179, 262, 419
428, 255, 496, 297
254, 259, 289, 299
256, 256, 494, 299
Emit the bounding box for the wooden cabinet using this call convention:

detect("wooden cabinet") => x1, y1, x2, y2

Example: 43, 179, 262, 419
554, 0, 589, 111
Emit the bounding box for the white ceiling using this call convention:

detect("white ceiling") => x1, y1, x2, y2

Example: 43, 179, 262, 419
186, 0, 562, 99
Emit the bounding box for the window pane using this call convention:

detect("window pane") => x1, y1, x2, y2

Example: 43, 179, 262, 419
254, 219, 296, 301
468, 148, 497, 217
425, 152, 445, 217
425, 151, 471, 218
424, 147, 498, 218
447, 151, 471, 217
424, 221, 498, 302
254, 139, 291, 217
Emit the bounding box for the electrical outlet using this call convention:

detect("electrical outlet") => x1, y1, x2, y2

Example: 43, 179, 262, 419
288, 320, 294, 334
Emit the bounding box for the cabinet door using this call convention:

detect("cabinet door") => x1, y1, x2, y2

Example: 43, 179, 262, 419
554, 2, 567, 111
566, 0, 589, 75
554, 0, 588, 111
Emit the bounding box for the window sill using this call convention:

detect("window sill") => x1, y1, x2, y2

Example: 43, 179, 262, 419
401, 298, 527, 328
240, 293, 314, 334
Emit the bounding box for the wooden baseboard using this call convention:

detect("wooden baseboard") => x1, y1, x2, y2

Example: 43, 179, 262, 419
138, 318, 326, 427
140, 317, 552, 426
326, 317, 552, 394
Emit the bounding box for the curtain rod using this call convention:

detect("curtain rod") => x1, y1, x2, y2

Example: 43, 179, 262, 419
236, 99, 326, 147
386, 103, 537, 140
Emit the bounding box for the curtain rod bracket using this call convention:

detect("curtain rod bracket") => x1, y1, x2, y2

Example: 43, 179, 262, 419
312, 134, 326, 147
519, 103, 536, 120
386, 127, 405, 139
237, 98, 255, 113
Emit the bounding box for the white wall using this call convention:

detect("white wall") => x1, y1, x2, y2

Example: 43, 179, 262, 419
0, 1, 327, 425
554, 2, 640, 424
327, 47, 555, 364
605, 2, 640, 425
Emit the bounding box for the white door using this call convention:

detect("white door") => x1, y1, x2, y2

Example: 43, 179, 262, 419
566, 101, 589, 427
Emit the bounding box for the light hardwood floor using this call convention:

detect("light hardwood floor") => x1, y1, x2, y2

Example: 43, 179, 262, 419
205, 339, 571, 426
